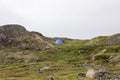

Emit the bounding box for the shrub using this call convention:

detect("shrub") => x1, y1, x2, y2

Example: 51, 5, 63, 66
94, 54, 110, 60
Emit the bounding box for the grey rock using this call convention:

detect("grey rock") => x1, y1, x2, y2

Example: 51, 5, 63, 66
0, 24, 29, 37
0, 24, 29, 46
106, 33, 120, 46
35, 67, 51, 73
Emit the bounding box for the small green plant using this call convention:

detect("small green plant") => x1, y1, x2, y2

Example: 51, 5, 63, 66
106, 45, 120, 53
94, 54, 110, 60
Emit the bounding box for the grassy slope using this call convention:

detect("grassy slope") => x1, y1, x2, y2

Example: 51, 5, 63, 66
0, 39, 119, 80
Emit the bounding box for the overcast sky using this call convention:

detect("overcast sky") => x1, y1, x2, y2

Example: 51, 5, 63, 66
0, 0, 120, 39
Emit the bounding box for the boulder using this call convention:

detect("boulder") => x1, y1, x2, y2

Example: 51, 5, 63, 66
0, 24, 29, 46
0, 24, 29, 37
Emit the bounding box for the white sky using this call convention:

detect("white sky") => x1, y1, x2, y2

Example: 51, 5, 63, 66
0, 0, 120, 39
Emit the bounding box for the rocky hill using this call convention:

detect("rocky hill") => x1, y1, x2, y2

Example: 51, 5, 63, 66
0, 24, 53, 47
0, 24, 54, 64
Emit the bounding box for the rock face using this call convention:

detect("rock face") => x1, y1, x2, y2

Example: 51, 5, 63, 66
0, 24, 29, 46
106, 33, 120, 46
0, 24, 29, 37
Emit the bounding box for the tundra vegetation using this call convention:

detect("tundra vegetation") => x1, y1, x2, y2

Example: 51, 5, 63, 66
0, 25, 119, 80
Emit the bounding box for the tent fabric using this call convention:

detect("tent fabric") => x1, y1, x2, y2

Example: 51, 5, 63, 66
55, 39, 64, 44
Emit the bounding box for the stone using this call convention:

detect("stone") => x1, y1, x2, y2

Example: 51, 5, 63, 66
35, 67, 51, 73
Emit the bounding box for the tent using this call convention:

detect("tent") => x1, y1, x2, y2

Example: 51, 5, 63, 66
55, 39, 64, 44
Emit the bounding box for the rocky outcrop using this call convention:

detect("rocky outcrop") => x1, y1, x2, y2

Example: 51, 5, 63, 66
0, 24, 29, 46
86, 36, 108, 46
0, 24, 29, 37
0, 24, 53, 48
0, 24, 54, 64
86, 34, 120, 46
106, 33, 120, 46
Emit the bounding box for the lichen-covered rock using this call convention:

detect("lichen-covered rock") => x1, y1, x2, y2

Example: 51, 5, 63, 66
106, 33, 120, 46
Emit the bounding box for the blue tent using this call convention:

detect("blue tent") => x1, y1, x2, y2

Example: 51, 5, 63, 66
55, 39, 64, 44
